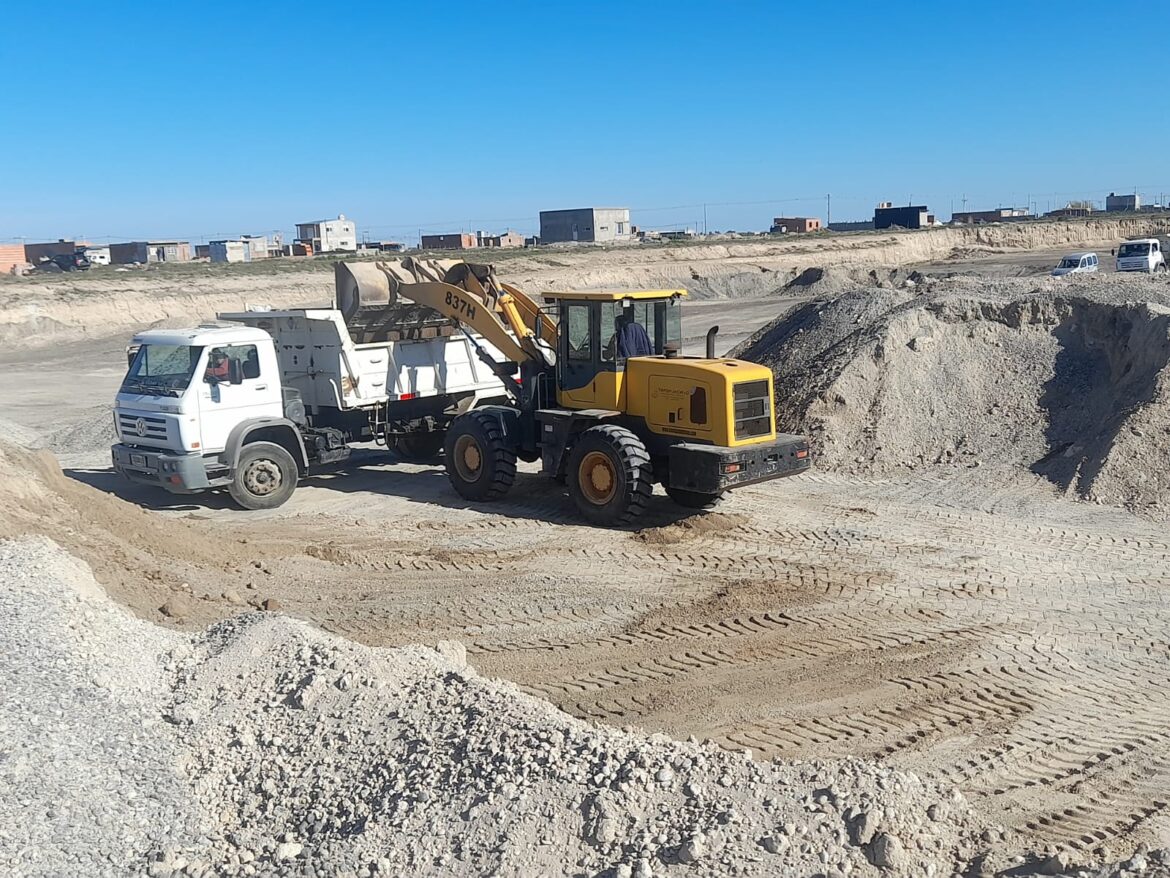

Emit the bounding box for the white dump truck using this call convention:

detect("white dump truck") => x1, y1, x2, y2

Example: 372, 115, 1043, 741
1115, 238, 1167, 273
111, 264, 510, 509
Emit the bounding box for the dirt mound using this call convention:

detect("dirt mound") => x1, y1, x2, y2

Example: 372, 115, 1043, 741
3, 535, 989, 876
734, 276, 1170, 517
0, 438, 278, 624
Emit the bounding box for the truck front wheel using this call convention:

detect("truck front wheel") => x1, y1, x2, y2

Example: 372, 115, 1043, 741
229, 441, 298, 510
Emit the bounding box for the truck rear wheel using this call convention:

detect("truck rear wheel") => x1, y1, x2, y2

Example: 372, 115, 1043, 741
665, 486, 727, 510
229, 441, 298, 510
394, 432, 445, 462
567, 425, 652, 527
444, 411, 516, 501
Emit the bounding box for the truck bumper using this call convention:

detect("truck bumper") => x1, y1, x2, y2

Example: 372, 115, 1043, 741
111, 444, 218, 494
667, 434, 810, 494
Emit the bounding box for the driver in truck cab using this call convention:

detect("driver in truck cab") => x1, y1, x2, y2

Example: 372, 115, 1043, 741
204, 348, 230, 382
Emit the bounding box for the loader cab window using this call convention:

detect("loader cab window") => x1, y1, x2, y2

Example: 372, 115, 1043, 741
565, 304, 593, 361
657, 297, 683, 353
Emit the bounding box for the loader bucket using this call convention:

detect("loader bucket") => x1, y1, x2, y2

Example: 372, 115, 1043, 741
335, 261, 393, 320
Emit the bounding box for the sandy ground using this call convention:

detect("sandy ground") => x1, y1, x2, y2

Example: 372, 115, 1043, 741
4, 227, 1170, 869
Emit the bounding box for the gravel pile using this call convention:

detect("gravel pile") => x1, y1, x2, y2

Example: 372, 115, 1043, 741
733, 273, 1170, 517
1, 536, 992, 877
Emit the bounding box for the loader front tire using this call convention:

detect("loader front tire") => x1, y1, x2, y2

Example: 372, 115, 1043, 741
229, 442, 298, 510
444, 411, 516, 502
567, 425, 652, 527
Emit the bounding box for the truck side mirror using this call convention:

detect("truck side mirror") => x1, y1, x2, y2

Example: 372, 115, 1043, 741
126, 345, 140, 367
1110, 248, 1115, 256
228, 358, 244, 385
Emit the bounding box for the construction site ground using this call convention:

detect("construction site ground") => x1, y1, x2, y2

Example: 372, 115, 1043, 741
4, 220, 1170, 872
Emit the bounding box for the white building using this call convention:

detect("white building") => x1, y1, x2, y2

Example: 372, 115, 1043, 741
295, 214, 357, 253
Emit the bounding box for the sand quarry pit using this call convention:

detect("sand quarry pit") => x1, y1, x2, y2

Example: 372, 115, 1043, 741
3, 235, 1170, 876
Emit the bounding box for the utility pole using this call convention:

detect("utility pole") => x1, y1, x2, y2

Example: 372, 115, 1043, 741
826, 193, 831, 226
703, 203, 707, 235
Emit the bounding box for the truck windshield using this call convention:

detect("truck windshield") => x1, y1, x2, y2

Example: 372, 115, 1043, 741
1119, 242, 1151, 257
1058, 257, 1079, 268
121, 344, 203, 397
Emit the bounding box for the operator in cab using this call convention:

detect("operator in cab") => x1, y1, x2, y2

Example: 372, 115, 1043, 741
604, 312, 654, 360
204, 348, 230, 382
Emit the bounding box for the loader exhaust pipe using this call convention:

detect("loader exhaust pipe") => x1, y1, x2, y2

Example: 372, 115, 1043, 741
706, 325, 719, 359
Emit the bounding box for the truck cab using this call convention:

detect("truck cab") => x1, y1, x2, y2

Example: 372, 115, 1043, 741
1115, 238, 1166, 273
112, 325, 301, 504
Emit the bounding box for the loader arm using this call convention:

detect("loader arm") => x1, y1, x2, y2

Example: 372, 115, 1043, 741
334, 259, 556, 370
383, 280, 532, 365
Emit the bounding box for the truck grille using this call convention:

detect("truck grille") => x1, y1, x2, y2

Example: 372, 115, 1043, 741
733, 380, 772, 440
118, 412, 169, 441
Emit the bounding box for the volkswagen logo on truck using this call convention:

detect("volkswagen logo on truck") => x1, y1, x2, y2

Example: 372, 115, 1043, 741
134, 417, 146, 437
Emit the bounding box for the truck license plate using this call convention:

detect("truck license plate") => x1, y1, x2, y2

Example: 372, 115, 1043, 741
130, 453, 146, 468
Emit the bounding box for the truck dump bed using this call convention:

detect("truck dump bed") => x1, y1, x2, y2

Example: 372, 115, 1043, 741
218, 307, 508, 411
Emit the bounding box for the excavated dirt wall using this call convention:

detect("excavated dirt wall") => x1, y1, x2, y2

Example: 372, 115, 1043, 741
4, 217, 1168, 349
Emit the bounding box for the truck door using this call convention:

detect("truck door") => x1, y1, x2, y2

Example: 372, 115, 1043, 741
197, 343, 282, 452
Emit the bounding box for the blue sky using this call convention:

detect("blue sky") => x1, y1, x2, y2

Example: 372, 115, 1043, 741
3, 1, 1168, 244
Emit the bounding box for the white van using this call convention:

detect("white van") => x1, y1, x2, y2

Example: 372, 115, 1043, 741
1051, 252, 1099, 276
1115, 238, 1167, 273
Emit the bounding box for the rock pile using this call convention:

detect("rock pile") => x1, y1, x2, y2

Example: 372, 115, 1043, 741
733, 273, 1170, 518
1, 536, 987, 877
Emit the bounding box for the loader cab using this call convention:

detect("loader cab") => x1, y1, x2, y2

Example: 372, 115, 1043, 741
544, 289, 685, 409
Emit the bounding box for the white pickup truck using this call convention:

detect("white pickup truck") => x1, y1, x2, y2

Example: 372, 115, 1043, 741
1115, 238, 1167, 273
111, 305, 509, 509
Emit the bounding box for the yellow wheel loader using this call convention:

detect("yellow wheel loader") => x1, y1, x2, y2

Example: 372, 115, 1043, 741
337, 258, 809, 526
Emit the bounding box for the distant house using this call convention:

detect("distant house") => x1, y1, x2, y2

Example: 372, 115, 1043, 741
209, 240, 252, 263
476, 230, 524, 248
874, 202, 931, 230
421, 233, 477, 250
539, 208, 631, 244
0, 244, 28, 274
109, 241, 192, 264
241, 234, 270, 259
295, 215, 356, 252
951, 207, 1031, 224
24, 239, 78, 264
357, 240, 406, 254
770, 217, 821, 234
1045, 205, 1093, 219
1106, 192, 1140, 212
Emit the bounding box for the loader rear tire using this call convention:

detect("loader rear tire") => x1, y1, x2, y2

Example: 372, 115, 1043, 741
665, 486, 727, 510
567, 425, 652, 527
229, 442, 298, 510
444, 411, 516, 502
